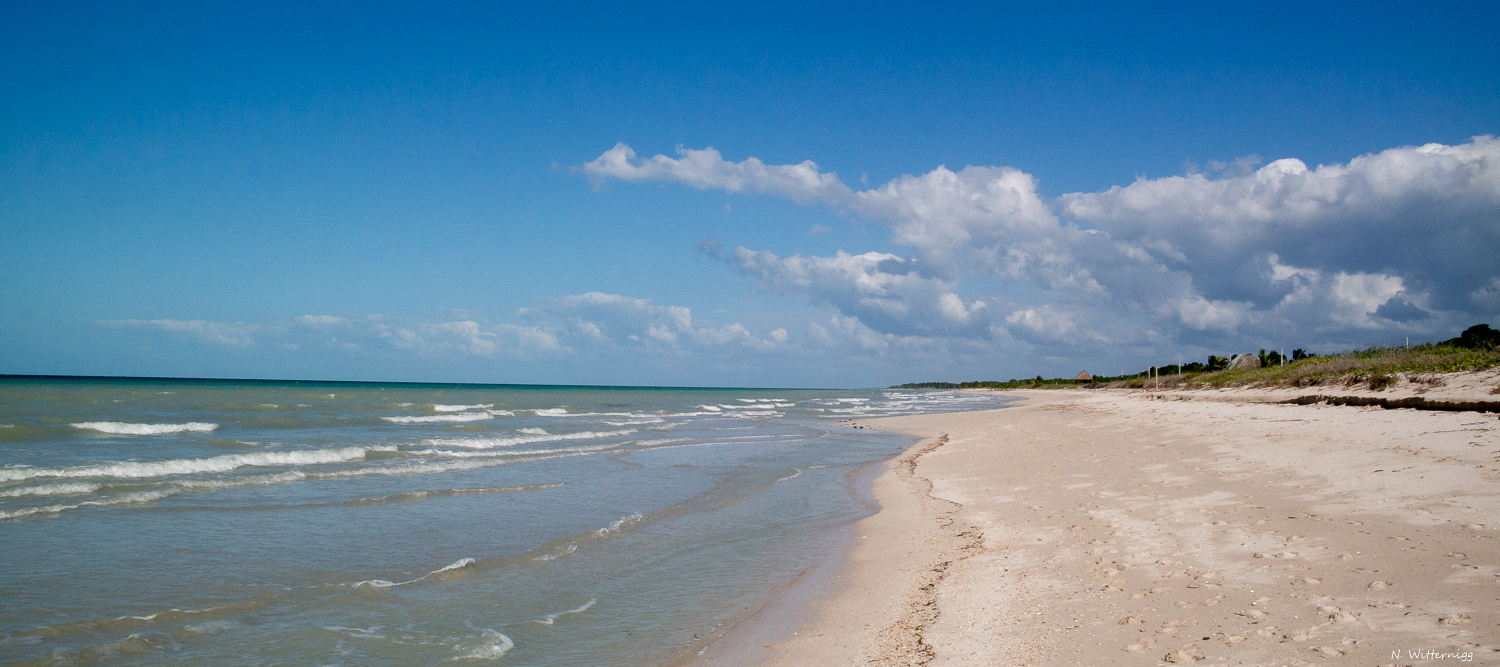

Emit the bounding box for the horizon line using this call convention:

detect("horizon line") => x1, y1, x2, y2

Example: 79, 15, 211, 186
0, 373, 857, 392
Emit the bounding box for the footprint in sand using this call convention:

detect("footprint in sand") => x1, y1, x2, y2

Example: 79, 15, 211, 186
1368, 580, 1392, 590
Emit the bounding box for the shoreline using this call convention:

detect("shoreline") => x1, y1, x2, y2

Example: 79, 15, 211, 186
697, 376, 1500, 665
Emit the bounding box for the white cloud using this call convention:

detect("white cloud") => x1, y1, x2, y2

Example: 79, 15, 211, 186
1167, 296, 1251, 331
586, 138, 1500, 354
729, 247, 990, 337
1059, 137, 1500, 311
579, 143, 851, 205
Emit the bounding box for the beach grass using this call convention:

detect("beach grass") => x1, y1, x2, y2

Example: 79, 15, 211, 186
1110, 343, 1500, 390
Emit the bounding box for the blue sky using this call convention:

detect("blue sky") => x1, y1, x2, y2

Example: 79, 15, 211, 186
2, 1, 1497, 387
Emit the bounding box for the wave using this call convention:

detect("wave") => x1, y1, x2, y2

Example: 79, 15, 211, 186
307, 448, 599, 480
417, 442, 621, 459
11, 601, 266, 640
340, 483, 563, 505
454, 629, 513, 660
0, 488, 182, 519
422, 429, 635, 450
0, 482, 102, 497
533, 598, 596, 625
0, 446, 392, 482
534, 408, 642, 418
171, 470, 309, 491
516, 427, 548, 435
432, 404, 493, 412
353, 557, 477, 589
593, 512, 643, 538
69, 422, 218, 435
382, 411, 508, 424
534, 542, 578, 562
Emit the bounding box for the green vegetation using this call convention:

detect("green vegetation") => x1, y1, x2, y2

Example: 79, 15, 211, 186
890, 324, 1500, 392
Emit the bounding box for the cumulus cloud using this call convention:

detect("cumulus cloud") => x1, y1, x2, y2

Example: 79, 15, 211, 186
585, 138, 1500, 353
580, 143, 851, 205
729, 248, 988, 337
1060, 137, 1500, 310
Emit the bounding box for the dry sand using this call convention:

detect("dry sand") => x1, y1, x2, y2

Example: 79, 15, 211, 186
696, 370, 1500, 666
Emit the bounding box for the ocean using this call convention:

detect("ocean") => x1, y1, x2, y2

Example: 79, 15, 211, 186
0, 377, 1003, 665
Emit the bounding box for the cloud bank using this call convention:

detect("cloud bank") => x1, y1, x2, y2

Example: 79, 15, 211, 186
583, 137, 1500, 356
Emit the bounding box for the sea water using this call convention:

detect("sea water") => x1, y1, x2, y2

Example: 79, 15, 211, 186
0, 377, 1003, 665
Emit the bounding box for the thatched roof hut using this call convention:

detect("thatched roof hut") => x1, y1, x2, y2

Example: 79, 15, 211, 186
1075, 370, 1093, 382
1227, 354, 1262, 370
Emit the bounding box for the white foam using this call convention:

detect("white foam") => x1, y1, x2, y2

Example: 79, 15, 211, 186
323, 625, 386, 639
418, 442, 620, 459
0, 488, 181, 519
432, 404, 494, 412
534, 408, 570, 416
70, 422, 218, 435
428, 557, 477, 576
533, 598, 596, 625
422, 429, 635, 450
172, 470, 308, 491
0, 482, 101, 497
383, 411, 507, 424
454, 629, 513, 660
516, 427, 548, 435
697, 405, 722, 412
777, 468, 803, 482
729, 410, 779, 418
353, 557, 477, 590
0, 446, 391, 482
534, 543, 577, 562
593, 512, 643, 538
603, 417, 665, 426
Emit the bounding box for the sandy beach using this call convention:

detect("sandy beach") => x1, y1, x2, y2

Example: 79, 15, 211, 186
698, 371, 1500, 666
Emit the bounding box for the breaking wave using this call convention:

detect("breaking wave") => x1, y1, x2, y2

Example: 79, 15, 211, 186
0, 482, 102, 497
353, 557, 477, 589
422, 429, 635, 450
70, 422, 218, 435
382, 411, 508, 424
0, 446, 392, 482
432, 404, 493, 412
533, 598, 596, 625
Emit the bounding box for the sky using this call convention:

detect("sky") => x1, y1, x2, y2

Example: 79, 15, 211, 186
1, 1, 1497, 388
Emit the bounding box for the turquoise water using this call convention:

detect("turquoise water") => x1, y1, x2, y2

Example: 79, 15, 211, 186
0, 377, 1003, 665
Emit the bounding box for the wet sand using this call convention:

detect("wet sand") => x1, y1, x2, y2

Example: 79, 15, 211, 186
697, 372, 1500, 666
